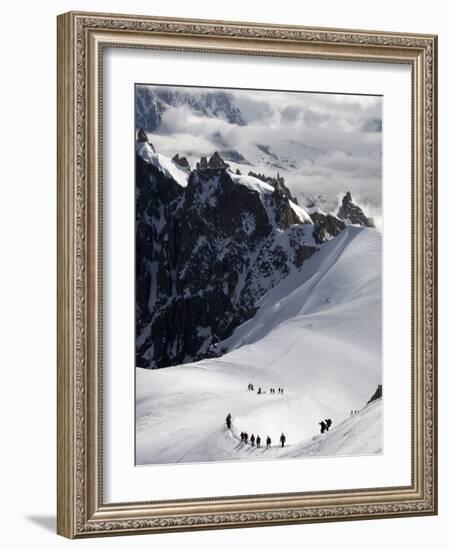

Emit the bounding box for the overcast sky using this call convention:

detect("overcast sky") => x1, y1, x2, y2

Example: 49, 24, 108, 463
136, 85, 382, 220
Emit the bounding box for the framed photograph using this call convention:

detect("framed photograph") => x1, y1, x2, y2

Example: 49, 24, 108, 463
57, 11, 438, 538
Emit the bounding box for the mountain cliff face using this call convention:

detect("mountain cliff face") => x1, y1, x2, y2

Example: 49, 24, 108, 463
136, 131, 373, 369
136, 86, 246, 133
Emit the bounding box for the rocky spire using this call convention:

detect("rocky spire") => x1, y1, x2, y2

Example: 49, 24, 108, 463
367, 384, 382, 404
172, 153, 191, 171
337, 191, 375, 228
207, 151, 228, 169
195, 151, 228, 170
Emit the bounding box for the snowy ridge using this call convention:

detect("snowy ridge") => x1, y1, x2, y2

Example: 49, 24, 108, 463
136, 144, 313, 225
173, 399, 382, 463
136, 141, 189, 187
306, 205, 327, 216
228, 173, 274, 194
285, 398, 382, 458
228, 172, 312, 224
289, 201, 313, 224
219, 225, 380, 349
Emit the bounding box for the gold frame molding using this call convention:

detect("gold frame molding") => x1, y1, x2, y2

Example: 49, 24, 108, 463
57, 11, 438, 538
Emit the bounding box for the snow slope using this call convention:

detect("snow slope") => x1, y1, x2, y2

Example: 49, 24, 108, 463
171, 398, 382, 464
136, 226, 382, 464
285, 398, 382, 458
136, 141, 190, 187
228, 172, 312, 224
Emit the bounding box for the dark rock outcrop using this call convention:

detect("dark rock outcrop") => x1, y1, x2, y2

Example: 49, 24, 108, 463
172, 153, 191, 171
367, 384, 383, 404
136, 153, 318, 369
135, 147, 375, 370
337, 191, 375, 228
208, 151, 228, 169
196, 152, 229, 170
310, 210, 346, 243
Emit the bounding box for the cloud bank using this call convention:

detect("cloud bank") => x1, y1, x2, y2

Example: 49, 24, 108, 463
136, 85, 382, 217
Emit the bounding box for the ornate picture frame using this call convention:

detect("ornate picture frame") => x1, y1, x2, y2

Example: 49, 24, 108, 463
57, 11, 438, 538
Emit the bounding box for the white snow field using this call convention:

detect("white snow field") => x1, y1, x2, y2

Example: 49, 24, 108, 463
136, 226, 382, 465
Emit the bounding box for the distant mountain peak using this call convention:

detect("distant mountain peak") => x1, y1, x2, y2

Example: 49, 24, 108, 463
367, 384, 382, 404
342, 191, 353, 204
218, 149, 251, 165
136, 86, 246, 133
337, 191, 375, 228
196, 151, 229, 170
172, 153, 191, 172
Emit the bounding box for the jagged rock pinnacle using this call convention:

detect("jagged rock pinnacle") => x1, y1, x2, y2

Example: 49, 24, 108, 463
208, 151, 228, 169
172, 153, 191, 171
195, 152, 229, 171
367, 384, 382, 404
337, 191, 375, 228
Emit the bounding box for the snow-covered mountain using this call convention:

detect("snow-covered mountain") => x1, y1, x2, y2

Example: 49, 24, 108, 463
134, 84, 383, 217
135, 86, 383, 465
219, 140, 328, 177
135, 87, 321, 200
135, 86, 328, 187
136, 86, 246, 133
135, 130, 368, 371
136, 221, 382, 464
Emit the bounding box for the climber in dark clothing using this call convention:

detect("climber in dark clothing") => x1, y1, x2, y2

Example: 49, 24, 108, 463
266, 436, 272, 449
325, 418, 332, 431
256, 435, 261, 448
240, 431, 245, 442
250, 434, 255, 447
226, 413, 232, 429
280, 433, 286, 447
319, 420, 327, 434
244, 432, 249, 444
257, 387, 262, 394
